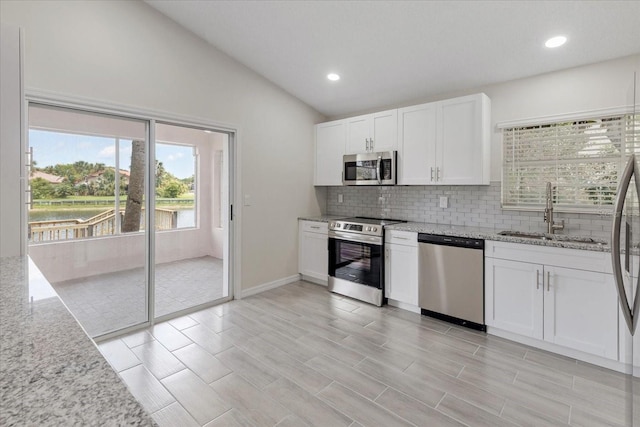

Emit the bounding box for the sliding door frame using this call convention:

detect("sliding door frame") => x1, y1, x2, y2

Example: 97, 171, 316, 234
24, 90, 241, 340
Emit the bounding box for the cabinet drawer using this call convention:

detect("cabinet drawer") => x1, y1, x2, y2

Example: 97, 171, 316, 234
300, 220, 328, 234
386, 230, 417, 247
485, 240, 609, 273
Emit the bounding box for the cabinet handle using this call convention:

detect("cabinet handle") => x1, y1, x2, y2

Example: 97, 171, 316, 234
547, 271, 551, 291
536, 269, 540, 289
365, 138, 369, 151
393, 237, 409, 240
436, 167, 441, 181
430, 167, 435, 182
370, 138, 374, 151
310, 226, 320, 229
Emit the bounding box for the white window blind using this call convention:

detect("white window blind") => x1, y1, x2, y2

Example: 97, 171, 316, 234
502, 113, 639, 212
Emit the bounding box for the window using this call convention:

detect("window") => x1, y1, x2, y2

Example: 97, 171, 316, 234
155, 142, 197, 230
502, 113, 639, 212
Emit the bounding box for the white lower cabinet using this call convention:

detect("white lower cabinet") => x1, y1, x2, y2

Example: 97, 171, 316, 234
385, 231, 418, 309
485, 241, 619, 362
298, 221, 328, 284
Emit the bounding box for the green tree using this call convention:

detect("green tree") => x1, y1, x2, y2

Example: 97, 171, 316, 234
30, 177, 54, 199
158, 180, 186, 198
53, 183, 73, 198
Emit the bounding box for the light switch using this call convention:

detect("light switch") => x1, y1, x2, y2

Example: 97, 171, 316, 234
244, 194, 251, 206
439, 196, 448, 208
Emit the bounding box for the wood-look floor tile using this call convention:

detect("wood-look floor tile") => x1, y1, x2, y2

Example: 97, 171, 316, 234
255, 313, 308, 339
500, 400, 569, 427
297, 333, 365, 367
340, 335, 414, 371
405, 360, 505, 415
274, 414, 311, 427
238, 335, 332, 394
188, 309, 234, 333
181, 324, 234, 355
295, 318, 349, 342
328, 318, 388, 346
216, 346, 280, 389
524, 348, 628, 391
258, 331, 317, 363
304, 354, 387, 400
382, 339, 464, 377
161, 369, 230, 425
265, 377, 352, 427
149, 322, 193, 351
458, 366, 570, 423
217, 326, 256, 346
445, 326, 528, 359
210, 373, 291, 427
119, 365, 175, 413
168, 315, 199, 330
122, 330, 154, 348
152, 402, 199, 427
354, 357, 445, 408
131, 339, 186, 380
98, 338, 141, 372
569, 406, 630, 427
374, 387, 465, 427
436, 394, 515, 427
203, 409, 256, 427
317, 382, 413, 427
172, 343, 231, 384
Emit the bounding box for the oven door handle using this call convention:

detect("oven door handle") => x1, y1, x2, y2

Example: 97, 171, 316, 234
329, 231, 383, 245
376, 155, 382, 184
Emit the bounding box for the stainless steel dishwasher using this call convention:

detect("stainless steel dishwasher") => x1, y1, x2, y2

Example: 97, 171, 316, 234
418, 233, 485, 331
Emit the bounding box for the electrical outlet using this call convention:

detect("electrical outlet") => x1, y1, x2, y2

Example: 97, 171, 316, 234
439, 196, 448, 208
338, 194, 343, 203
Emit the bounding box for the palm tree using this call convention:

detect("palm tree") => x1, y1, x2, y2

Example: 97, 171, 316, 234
122, 140, 145, 232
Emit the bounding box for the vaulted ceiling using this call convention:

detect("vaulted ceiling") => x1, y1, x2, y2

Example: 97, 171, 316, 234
146, 1, 640, 117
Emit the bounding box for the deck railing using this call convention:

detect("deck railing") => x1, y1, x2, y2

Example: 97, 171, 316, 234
29, 208, 177, 242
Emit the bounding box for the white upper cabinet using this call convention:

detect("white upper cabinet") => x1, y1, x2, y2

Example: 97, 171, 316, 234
346, 109, 397, 154
397, 93, 490, 185
315, 119, 346, 186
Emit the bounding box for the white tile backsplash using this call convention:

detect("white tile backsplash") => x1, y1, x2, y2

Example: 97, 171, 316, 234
325, 182, 613, 239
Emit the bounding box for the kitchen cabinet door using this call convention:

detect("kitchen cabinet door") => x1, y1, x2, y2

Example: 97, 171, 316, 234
485, 257, 544, 339
397, 103, 437, 185
385, 242, 418, 306
315, 120, 346, 186
437, 93, 490, 185
346, 109, 397, 154
346, 115, 370, 154
298, 221, 328, 284
543, 266, 618, 360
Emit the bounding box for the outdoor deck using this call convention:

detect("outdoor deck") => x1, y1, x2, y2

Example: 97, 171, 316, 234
51, 256, 224, 337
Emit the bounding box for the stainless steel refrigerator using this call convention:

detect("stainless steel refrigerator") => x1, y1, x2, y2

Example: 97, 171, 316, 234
611, 70, 640, 426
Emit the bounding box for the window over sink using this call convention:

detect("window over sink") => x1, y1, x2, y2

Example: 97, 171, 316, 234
501, 112, 639, 212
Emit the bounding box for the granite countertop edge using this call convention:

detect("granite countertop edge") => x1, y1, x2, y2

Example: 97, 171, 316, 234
0, 256, 157, 426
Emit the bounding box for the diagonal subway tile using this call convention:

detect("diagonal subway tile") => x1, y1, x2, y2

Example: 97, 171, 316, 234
172, 343, 232, 384
131, 339, 186, 380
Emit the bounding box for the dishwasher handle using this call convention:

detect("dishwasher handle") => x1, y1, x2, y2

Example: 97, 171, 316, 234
418, 233, 484, 249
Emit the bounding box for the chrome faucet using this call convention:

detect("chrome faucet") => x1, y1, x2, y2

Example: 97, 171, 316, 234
544, 182, 564, 234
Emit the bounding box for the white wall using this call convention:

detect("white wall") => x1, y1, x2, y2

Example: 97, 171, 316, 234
331, 54, 640, 182
1, 0, 325, 291
0, 24, 23, 258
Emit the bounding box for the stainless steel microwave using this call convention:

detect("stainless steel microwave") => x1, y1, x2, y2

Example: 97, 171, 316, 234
343, 151, 397, 186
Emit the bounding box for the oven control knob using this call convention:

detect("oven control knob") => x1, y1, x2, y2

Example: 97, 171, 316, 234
330, 222, 335, 228
366, 226, 371, 231
373, 227, 378, 232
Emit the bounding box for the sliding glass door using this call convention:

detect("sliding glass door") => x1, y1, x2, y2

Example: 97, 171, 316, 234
27, 104, 150, 336
26, 103, 234, 337
153, 123, 231, 320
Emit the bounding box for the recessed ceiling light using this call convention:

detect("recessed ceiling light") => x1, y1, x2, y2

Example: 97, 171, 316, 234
327, 73, 340, 81
545, 35, 567, 48
204, 130, 213, 134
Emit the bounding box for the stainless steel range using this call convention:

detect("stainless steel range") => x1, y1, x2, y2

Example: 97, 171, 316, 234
328, 217, 406, 306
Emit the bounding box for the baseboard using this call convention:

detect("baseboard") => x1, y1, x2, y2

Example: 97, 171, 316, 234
240, 274, 301, 298
300, 274, 328, 286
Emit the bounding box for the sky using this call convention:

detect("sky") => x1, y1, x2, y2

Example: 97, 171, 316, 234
29, 130, 195, 179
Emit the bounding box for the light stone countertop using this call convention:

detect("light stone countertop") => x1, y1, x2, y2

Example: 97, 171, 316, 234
386, 222, 610, 252
298, 217, 610, 252
0, 256, 156, 426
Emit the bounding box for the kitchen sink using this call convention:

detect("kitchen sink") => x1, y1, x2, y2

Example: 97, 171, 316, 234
497, 230, 607, 246
497, 231, 553, 240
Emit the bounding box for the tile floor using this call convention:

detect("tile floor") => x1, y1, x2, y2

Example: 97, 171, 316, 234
98, 280, 639, 427
53, 256, 224, 337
